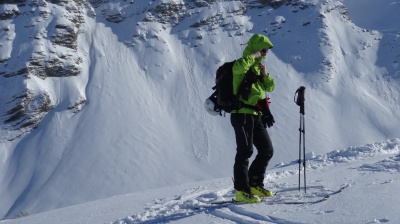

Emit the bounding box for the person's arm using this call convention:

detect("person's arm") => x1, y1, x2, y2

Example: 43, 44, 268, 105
258, 63, 275, 92
232, 52, 262, 94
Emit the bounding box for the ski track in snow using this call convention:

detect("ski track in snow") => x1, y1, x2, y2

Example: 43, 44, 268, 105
111, 139, 400, 224
182, 48, 210, 161
213, 206, 303, 224
110, 174, 341, 224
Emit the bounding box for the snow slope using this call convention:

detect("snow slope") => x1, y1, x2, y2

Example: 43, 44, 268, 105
0, 0, 399, 220
1, 138, 399, 223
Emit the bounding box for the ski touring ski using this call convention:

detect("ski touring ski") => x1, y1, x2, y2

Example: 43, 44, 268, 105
193, 198, 266, 210
193, 185, 350, 210
269, 185, 350, 205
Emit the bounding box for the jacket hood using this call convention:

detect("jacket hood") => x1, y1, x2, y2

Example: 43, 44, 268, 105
243, 34, 274, 57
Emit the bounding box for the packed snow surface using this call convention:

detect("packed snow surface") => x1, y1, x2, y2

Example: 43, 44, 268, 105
1, 138, 400, 223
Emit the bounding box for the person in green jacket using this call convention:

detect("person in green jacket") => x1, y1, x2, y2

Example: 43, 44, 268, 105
231, 34, 275, 203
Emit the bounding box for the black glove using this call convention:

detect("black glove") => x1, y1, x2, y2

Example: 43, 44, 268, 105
261, 110, 275, 128
257, 98, 275, 128
239, 70, 260, 100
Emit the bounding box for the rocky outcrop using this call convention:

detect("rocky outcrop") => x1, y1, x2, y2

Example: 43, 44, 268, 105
0, 4, 19, 20
1, 0, 85, 140
4, 89, 53, 130
248, 0, 313, 9
0, 0, 26, 4
27, 52, 82, 79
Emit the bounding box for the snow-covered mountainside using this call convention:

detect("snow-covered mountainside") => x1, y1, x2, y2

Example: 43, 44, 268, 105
0, 0, 399, 219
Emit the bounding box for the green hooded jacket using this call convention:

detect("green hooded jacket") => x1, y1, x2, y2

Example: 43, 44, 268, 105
232, 34, 275, 115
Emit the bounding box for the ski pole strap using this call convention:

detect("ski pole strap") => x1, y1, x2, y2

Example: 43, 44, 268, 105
294, 86, 306, 115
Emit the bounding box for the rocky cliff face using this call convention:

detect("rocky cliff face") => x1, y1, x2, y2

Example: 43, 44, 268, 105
0, 0, 84, 140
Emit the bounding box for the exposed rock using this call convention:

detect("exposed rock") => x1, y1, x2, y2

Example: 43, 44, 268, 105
248, 0, 313, 10
2, 67, 28, 78
87, 0, 109, 8
53, 24, 79, 49
0, 0, 26, 4
1, 0, 85, 141
67, 97, 86, 113
0, 5, 20, 20
105, 12, 125, 23
51, 0, 70, 4
27, 53, 82, 79
144, 2, 187, 26
4, 89, 54, 130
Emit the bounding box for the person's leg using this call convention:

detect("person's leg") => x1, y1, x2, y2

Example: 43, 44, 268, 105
248, 116, 274, 188
231, 113, 254, 193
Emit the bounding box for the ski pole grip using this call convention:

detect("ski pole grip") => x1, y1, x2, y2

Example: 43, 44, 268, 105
295, 86, 306, 115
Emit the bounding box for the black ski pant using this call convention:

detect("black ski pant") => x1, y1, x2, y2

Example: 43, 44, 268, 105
231, 113, 274, 193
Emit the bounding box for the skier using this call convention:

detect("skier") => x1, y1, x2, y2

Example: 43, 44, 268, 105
231, 34, 275, 203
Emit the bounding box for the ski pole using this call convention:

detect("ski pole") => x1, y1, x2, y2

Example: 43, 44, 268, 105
297, 114, 302, 191
294, 86, 306, 192
302, 110, 306, 193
